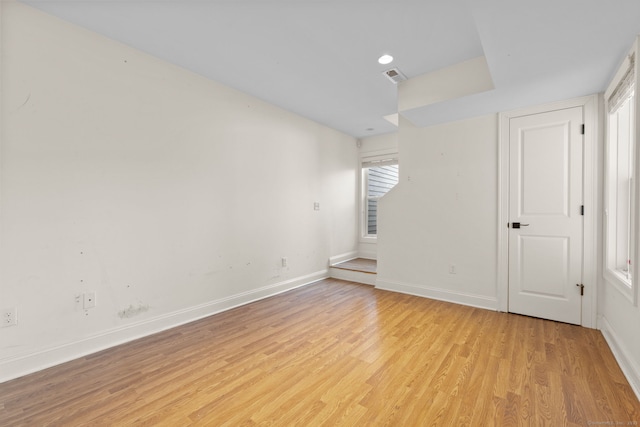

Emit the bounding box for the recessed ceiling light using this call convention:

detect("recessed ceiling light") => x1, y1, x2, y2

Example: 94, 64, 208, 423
378, 54, 393, 65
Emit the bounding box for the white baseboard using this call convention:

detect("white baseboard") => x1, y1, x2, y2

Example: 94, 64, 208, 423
329, 267, 376, 286
328, 251, 359, 266
358, 250, 377, 260
375, 278, 499, 311
598, 315, 640, 401
0, 270, 328, 384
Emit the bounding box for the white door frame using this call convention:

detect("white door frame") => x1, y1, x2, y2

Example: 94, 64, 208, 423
497, 94, 599, 328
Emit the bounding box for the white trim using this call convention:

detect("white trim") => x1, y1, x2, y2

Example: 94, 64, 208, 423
599, 315, 640, 401
634, 36, 640, 308
603, 37, 640, 308
360, 235, 377, 245
359, 148, 398, 159
361, 158, 398, 168
498, 95, 599, 327
603, 91, 636, 304
328, 251, 359, 266
330, 268, 376, 286
583, 95, 600, 327
605, 47, 636, 103
497, 112, 509, 312
0, 270, 328, 384
632, 36, 640, 308
376, 278, 499, 311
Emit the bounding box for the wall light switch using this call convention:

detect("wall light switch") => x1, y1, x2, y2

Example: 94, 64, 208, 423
314, 202, 320, 211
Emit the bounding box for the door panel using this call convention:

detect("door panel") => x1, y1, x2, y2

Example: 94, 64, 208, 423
521, 124, 569, 216
508, 107, 583, 324
518, 235, 568, 297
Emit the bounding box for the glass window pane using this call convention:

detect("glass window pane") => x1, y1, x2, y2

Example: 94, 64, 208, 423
615, 96, 632, 272
367, 199, 378, 235
606, 87, 635, 284
367, 165, 399, 198
365, 164, 399, 236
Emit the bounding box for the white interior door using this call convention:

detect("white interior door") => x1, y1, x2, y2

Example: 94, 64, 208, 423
508, 107, 584, 324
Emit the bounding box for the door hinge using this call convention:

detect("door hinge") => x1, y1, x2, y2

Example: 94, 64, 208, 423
580, 205, 584, 215
581, 124, 585, 135
576, 284, 584, 296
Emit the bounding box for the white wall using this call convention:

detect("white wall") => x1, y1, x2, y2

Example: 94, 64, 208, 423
376, 115, 499, 309
0, 2, 357, 381
356, 132, 398, 259
598, 38, 640, 398
599, 288, 640, 396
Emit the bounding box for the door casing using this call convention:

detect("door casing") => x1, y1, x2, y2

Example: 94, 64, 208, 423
498, 95, 599, 328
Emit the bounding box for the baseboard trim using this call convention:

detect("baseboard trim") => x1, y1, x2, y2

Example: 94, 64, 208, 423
358, 250, 377, 260
0, 270, 328, 384
375, 278, 499, 311
329, 268, 376, 286
598, 315, 640, 401
328, 251, 359, 266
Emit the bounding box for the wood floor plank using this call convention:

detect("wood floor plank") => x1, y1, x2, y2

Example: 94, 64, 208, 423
1, 278, 639, 426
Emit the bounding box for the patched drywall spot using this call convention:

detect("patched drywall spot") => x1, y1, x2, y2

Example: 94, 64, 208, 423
14, 93, 31, 112
118, 303, 150, 319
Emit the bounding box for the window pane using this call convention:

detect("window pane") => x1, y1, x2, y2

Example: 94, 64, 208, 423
367, 165, 399, 197
607, 88, 635, 283
615, 96, 632, 273
366, 164, 399, 236
368, 198, 378, 235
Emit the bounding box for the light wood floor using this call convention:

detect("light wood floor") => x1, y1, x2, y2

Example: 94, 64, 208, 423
1, 279, 639, 426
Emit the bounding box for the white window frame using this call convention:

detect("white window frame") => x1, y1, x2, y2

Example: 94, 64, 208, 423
604, 49, 638, 305
359, 151, 398, 242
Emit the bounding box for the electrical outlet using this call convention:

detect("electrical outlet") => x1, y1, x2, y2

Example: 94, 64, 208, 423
449, 264, 457, 274
282, 257, 288, 267
84, 291, 97, 309
1, 307, 18, 327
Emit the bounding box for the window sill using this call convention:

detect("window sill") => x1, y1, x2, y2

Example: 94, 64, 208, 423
360, 236, 377, 244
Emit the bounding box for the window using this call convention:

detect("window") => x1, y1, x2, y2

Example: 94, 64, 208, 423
605, 53, 636, 293
362, 158, 398, 238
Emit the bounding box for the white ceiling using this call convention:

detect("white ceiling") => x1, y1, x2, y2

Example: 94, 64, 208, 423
20, 0, 640, 138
